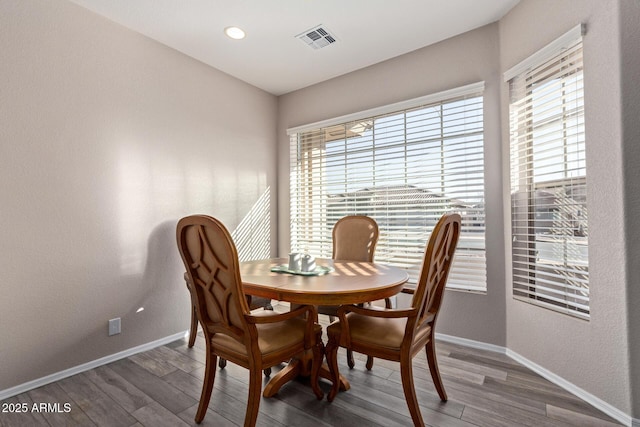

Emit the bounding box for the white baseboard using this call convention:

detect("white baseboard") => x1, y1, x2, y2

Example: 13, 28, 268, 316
0, 331, 188, 401
435, 333, 634, 427
435, 332, 508, 355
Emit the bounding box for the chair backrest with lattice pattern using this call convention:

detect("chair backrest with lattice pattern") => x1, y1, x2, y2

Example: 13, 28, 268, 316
177, 215, 250, 341
411, 213, 461, 327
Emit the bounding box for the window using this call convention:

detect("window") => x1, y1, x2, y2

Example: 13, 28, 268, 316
506, 24, 589, 318
288, 83, 486, 292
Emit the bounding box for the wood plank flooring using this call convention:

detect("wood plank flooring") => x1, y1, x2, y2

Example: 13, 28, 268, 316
0, 303, 622, 427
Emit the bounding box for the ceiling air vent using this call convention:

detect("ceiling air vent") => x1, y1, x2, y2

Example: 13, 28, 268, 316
296, 25, 337, 50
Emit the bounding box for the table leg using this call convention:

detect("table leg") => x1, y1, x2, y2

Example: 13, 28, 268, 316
262, 359, 303, 397
262, 349, 350, 397
320, 363, 350, 392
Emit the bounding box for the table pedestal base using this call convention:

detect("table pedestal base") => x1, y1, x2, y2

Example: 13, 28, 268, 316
262, 350, 349, 398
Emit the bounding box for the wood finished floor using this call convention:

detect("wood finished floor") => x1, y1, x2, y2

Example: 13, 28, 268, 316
1, 304, 622, 427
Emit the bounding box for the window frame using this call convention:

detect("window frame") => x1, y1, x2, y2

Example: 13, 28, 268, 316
287, 82, 487, 293
505, 24, 590, 319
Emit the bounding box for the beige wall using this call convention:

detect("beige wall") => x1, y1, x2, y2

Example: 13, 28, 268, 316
278, 23, 507, 347
500, 0, 633, 416
0, 0, 277, 391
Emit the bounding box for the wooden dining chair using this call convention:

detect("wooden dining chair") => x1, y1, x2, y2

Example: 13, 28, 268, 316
177, 215, 324, 426
324, 213, 461, 427
324, 215, 385, 369
184, 272, 274, 373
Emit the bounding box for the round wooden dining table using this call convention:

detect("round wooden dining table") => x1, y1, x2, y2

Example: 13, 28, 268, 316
240, 257, 409, 397
241, 257, 408, 305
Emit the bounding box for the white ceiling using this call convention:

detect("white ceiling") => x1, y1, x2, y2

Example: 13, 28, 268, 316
69, 0, 520, 96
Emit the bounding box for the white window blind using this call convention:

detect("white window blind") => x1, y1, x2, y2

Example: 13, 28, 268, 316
288, 84, 486, 292
507, 25, 589, 318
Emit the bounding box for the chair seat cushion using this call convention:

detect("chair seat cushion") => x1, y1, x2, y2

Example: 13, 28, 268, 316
211, 311, 316, 360
327, 312, 431, 351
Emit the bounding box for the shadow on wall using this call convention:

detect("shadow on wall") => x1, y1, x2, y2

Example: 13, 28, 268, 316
35, 220, 186, 376
128, 219, 187, 333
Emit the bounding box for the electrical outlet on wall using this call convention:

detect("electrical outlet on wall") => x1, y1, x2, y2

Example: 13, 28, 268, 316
108, 318, 121, 336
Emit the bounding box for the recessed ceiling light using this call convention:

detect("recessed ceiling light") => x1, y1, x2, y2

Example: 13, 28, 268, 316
224, 26, 246, 40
